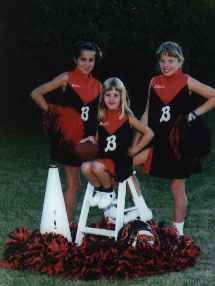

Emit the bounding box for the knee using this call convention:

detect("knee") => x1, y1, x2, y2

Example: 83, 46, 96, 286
67, 182, 80, 193
92, 162, 105, 175
171, 179, 185, 193
81, 162, 93, 176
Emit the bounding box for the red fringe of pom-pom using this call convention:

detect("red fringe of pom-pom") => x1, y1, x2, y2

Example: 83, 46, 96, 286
0, 220, 200, 280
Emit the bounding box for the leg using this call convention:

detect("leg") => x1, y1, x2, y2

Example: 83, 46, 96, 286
171, 179, 187, 235
170, 179, 187, 222
81, 162, 101, 187
133, 148, 150, 167
92, 162, 115, 209
64, 165, 80, 222
92, 161, 113, 188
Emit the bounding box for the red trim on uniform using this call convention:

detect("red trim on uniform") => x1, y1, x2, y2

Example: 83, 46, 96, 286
152, 70, 188, 104
143, 147, 154, 174
68, 68, 101, 104
96, 158, 116, 177
101, 110, 128, 134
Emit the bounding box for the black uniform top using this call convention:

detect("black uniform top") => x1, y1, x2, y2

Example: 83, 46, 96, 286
98, 110, 133, 181
44, 68, 101, 166
148, 70, 194, 137
147, 70, 198, 178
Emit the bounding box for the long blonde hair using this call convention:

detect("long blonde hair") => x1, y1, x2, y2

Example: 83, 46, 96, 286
98, 77, 132, 121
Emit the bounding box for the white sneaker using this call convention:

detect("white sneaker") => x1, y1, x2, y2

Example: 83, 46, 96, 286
88, 191, 102, 207
98, 192, 116, 209
104, 205, 117, 219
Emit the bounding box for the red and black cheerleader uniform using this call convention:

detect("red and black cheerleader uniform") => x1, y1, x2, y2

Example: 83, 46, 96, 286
44, 68, 101, 166
145, 70, 207, 179
97, 110, 133, 182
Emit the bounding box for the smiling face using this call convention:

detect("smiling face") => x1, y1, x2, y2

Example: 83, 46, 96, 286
75, 50, 96, 75
104, 88, 121, 111
159, 53, 182, 76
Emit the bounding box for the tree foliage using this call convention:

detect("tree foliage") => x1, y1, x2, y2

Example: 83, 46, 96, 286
1, 0, 215, 128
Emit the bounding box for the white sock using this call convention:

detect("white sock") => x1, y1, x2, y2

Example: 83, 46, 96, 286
173, 221, 184, 236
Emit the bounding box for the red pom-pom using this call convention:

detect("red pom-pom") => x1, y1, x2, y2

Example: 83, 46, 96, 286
45, 105, 84, 145
74, 142, 98, 161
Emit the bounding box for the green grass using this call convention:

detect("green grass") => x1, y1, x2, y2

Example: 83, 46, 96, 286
0, 113, 215, 285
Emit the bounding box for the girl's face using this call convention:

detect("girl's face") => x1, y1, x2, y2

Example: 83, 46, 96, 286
104, 88, 121, 111
75, 50, 96, 74
159, 54, 181, 76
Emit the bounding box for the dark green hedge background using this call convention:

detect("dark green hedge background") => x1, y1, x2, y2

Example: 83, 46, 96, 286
1, 0, 215, 130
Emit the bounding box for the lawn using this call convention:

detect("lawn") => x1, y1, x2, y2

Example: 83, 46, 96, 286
0, 113, 215, 285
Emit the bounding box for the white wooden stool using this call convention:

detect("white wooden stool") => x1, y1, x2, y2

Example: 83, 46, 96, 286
75, 176, 152, 245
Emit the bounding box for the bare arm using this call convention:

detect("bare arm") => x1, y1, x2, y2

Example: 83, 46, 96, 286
129, 115, 154, 157
132, 79, 152, 146
30, 72, 69, 112
80, 136, 97, 144
188, 76, 215, 116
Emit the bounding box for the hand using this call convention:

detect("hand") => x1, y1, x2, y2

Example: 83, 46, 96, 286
47, 103, 57, 113
128, 147, 136, 157
43, 103, 59, 131
80, 136, 97, 144
187, 111, 198, 122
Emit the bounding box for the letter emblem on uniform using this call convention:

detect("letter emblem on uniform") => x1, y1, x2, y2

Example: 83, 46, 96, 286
160, 106, 171, 122
81, 106, 90, 121
104, 135, 117, 152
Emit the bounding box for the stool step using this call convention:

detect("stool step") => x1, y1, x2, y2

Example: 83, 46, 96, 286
81, 226, 115, 238
75, 176, 152, 245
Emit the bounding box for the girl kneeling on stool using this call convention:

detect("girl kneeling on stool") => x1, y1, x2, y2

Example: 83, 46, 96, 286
81, 77, 154, 210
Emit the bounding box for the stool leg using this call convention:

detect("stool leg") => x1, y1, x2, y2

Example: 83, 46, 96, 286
127, 176, 152, 222
75, 183, 94, 245
114, 181, 126, 240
